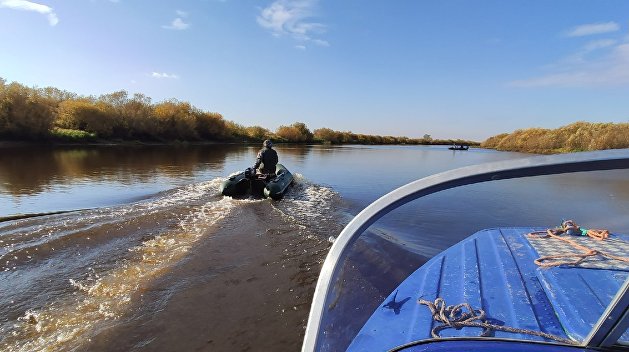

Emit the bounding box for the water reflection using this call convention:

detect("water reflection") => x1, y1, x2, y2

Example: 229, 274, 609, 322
2, 144, 628, 228
0, 145, 243, 215
275, 144, 312, 159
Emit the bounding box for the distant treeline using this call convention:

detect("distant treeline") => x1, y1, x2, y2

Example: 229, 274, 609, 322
481, 122, 629, 154
0, 78, 478, 146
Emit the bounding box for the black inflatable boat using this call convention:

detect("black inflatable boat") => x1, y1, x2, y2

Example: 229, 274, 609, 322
219, 164, 293, 200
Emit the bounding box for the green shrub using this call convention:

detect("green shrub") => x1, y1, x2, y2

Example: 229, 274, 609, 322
50, 127, 97, 141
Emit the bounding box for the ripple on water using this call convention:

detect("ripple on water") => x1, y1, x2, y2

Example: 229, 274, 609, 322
0, 179, 236, 352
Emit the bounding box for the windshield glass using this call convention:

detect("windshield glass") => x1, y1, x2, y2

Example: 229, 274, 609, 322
310, 158, 629, 351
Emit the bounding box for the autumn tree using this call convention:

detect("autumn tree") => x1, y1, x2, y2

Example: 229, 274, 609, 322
276, 122, 313, 142
195, 111, 226, 140
118, 93, 157, 139
152, 100, 198, 140
245, 125, 272, 141
56, 99, 115, 137
314, 127, 343, 143
0, 81, 55, 139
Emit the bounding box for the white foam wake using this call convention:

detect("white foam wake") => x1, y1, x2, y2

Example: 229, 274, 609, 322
1, 179, 234, 352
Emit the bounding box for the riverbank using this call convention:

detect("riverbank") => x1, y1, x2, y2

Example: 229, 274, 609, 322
1, 78, 478, 147
481, 122, 629, 154
0, 139, 229, 148
0, 139, 480, 148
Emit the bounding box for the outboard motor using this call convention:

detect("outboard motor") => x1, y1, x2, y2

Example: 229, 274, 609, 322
244, 167, 256, 179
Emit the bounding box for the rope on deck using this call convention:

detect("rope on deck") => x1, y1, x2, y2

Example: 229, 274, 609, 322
418, 298, 576, 345
528, 220, 629, 267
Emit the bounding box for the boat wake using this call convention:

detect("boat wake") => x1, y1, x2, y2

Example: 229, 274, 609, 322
272, 173, 347, 236
0, 179, 234, 351
0, 175, 344, 351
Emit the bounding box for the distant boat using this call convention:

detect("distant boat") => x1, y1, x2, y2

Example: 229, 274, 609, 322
448, 144, 469, 150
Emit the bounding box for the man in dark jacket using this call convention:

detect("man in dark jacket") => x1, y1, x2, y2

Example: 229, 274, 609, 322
254, 139, 278, 175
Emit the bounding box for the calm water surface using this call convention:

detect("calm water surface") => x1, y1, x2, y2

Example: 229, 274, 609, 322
1, 144, 628, 351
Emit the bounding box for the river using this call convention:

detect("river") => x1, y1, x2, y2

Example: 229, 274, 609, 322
1, 144, 628, 351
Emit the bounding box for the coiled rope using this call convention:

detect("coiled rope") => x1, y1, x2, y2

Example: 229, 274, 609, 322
418, 298, 575, 345
528, 220, 629, 268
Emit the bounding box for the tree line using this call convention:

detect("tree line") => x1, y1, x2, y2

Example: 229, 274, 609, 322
481, 122, 629, 154
0, 78, 478, 146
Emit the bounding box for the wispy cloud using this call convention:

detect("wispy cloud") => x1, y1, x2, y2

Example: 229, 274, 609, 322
510, 21, 629, 88
257, 0, 328, 48
151, 72, 179, 79
510, 43, 629, 87
162, 10, 190, 30
564, 22, 620, 37
311, 38, 328, 47
559, 38, 619, 65
582, 38, 617, 51
0, 0, 58, 26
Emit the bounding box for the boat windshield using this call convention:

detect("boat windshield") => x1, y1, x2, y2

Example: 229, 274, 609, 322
303, 150, 629, 352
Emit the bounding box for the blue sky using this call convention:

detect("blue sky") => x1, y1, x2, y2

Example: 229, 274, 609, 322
1, 0, 628, 140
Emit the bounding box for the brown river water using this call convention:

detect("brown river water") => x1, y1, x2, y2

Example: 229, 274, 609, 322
1, 145, 628, 351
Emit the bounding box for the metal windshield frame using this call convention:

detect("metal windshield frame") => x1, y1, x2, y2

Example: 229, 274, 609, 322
302, 149, 629, 351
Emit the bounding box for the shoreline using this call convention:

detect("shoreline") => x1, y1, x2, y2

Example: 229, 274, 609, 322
0, 140, 481, 148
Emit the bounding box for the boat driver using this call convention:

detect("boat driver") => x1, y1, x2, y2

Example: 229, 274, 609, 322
254, 139, 278, 176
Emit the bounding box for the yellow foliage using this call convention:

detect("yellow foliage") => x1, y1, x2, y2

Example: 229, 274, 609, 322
245, 125, 272, 140
482, 122, 629, 154
0, 77, 484, 145
152, 100, 198, 140
224, 121, 247, 139
0, 82, 55, 138
195, 111, 226, 139
276, 122, 313, 142
56, 100, 115, 137
313, 128, 343, 143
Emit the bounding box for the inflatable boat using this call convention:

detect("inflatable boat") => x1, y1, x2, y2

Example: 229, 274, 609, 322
220, 164, 293, 200
448, 144, 469, 150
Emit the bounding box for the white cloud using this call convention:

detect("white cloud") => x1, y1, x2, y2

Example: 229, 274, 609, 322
257, 0, 328, 46
151, 72, 179, 79
295, 45, 306, 50
163, 17, 190, 30
0, 0, 58, 26
558, 39, 619, 65
163, 10, 190, 30
565, 22, 620, 37
510, 43, 629, 87
312, 38, 329, 47
582, 39, 617, 51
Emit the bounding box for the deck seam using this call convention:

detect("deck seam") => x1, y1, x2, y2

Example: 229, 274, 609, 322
577, 272, 606, 308
500, 228, 569, 338
499, 229, 546, 334
474, 237, 482, 309
434, 255, 446, 334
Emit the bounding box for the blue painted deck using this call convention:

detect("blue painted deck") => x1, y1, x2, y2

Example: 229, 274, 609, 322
347, 228, 629, 352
